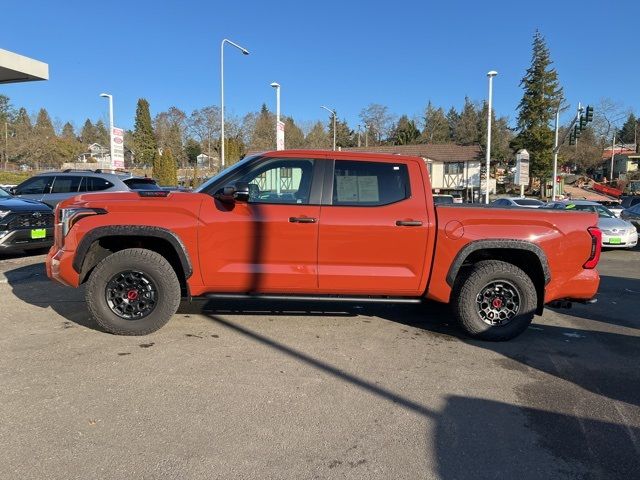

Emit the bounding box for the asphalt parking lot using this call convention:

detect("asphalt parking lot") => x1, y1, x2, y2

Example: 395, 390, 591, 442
0, 248, 639, 480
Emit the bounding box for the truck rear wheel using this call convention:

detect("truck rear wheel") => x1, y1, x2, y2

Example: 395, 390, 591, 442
452, 260, 536, 341
85, 248, 181, 335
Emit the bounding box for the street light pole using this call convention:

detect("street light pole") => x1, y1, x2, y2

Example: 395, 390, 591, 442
99, 93, 114, 162
485, 71, 497, 204
270, 82, 281, 150
321, 105, 336, 151
220, 38, 249, 169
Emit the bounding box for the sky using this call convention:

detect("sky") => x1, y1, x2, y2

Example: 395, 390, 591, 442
2, 0, 639, 134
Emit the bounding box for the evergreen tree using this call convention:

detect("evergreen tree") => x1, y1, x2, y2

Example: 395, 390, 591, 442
512, 30, 564, 179
304, 121, 330, 149
329, 116, 355, 148
34, 108, 55, 137
446, 107, 459, 142
618, 113, 637, 145
455, 97, 479, 144
391, 115, 420, 145
421, 102, 449, 143
133, 98, 158, 167
284, 117, 305, 149
80, 119, 95, 145
94, 120, 109, 146
15, 107, 32, 131
184, 138, 202, 165
61, 122, 76, 140
249, 104, 275, 150
155, 148, 178, 186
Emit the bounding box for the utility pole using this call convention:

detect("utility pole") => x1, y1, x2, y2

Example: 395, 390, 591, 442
610, 133, 616, 182
552, 110, 560, 200
4, 122, 8, 170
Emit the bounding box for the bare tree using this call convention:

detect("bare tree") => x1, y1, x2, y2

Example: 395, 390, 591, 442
592, 98, 632, 146
359, 104, 394, 144
187, 106, 220, 158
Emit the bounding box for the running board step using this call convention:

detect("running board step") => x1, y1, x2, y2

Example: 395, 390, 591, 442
204, 294, 423, 304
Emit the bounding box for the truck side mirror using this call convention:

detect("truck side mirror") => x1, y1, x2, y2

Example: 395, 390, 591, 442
232, 182, 250, 202
218, 182, 250, 203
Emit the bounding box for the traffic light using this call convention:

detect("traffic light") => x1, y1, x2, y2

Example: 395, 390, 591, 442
569, 131, 576, 145
579, 115, 587, 129
585, 105, 594, 123
574, 125, 582, 138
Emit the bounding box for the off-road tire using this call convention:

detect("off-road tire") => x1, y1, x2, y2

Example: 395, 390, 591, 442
86, 248, 181, 335
452, 260, 537, 341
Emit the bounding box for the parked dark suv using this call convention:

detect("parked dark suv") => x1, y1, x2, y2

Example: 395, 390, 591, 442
12, 170, 160, 208
0, 187, 54, 253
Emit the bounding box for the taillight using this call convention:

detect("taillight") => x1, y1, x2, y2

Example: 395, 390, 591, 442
583, 226, 602, 269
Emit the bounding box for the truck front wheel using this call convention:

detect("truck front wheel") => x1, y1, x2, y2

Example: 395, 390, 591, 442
85, 248, 181, 335
452, 260, 537, 341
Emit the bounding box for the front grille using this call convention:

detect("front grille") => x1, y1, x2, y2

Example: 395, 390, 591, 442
4, 212, 54, 230
602, 228, 629, 236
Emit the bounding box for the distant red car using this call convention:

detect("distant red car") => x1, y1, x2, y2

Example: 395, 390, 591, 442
47, 150, 601, 341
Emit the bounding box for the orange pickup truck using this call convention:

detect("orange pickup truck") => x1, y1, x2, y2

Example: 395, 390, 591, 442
46, 150, 601, 341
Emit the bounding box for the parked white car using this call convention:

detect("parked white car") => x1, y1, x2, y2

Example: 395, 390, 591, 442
491, 197, 545, 208
545, 200, 638, 249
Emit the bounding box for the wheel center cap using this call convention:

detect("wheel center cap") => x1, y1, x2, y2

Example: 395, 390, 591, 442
492, 297, 503, 309
127, 289, 139, 301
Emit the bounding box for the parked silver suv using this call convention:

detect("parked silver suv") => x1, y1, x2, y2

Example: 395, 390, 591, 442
12, 170, 160, 208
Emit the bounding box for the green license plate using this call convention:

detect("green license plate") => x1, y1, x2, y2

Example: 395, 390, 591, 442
31, 229, 46, 239
609, 237, 621, 244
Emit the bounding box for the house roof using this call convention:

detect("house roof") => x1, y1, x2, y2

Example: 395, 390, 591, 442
601, 147, 635, 159
341, 144, 483, 162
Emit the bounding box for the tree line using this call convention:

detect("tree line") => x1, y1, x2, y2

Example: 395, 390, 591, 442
1, 30, 637, 184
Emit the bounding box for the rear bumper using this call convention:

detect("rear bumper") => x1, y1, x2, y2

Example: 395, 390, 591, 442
544, 268, 600, 304
46, 247, 79, 287
0, 228, 53, 252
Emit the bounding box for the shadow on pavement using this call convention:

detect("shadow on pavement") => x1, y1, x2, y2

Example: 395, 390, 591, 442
206, 314, 640, 479
5, 261, 640, 409
3, 261, 104, 331
554, 274, 640, 330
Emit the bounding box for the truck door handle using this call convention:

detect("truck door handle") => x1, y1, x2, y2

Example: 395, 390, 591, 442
396, 220, 423, 227
289, 217, 317, 223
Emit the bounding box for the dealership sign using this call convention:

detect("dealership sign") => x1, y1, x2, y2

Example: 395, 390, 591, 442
111, 127, 125, 169
514, 149, 530, 186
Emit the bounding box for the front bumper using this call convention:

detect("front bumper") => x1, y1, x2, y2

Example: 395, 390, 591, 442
0, 228, 54, 253
601, 230, 638, 248
46, 246, 79, 287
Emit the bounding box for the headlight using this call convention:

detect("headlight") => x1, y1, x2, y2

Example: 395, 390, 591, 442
59, 208, 107, 237
0, 209, 9, 219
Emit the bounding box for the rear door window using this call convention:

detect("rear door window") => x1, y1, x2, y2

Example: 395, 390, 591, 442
51, 176, 81, 193
332, 160, 410, 206
84, 177, 114, 192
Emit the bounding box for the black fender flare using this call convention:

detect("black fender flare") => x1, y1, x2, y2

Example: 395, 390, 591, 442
445, 239, 551, 287
72, 225, 193, 278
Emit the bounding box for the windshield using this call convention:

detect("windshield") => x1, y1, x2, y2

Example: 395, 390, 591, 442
195, 155, 259, 194
123, 178, 161, 190
568, 204, 615, 218
0, 187, 11, 199
514, 199, 543, 206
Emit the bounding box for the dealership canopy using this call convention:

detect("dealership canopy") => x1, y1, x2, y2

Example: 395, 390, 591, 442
0, 49, 48, 84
